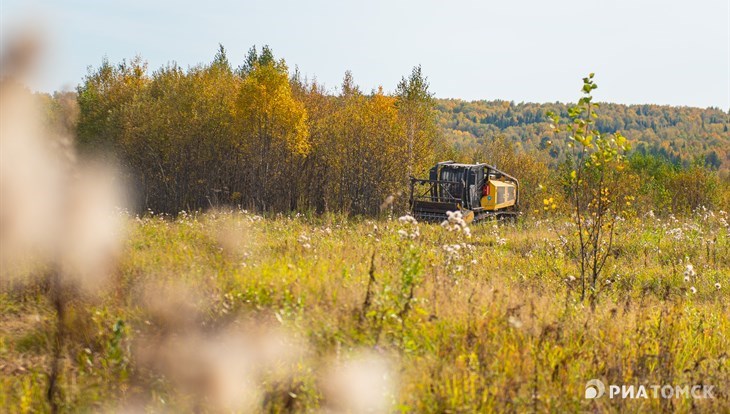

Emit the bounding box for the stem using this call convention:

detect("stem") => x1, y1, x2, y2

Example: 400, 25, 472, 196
591, 170, 606, 290
360, 251, 377, 321
47, 270, 65, 414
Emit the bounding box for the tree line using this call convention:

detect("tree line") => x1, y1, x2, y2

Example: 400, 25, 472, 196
32, 45, 730, 216
72, 46, 442, 215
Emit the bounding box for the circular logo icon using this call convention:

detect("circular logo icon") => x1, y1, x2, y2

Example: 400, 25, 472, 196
585, 379, 606, 399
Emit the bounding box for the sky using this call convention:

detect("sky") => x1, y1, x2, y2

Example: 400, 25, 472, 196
2, 0, 729, 109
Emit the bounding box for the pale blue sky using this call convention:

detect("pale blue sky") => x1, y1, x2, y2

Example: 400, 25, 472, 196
2, 0, 729, 108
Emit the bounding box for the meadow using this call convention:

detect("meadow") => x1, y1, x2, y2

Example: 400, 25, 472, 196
1, 209, 728, 413
1, 8, 728, 413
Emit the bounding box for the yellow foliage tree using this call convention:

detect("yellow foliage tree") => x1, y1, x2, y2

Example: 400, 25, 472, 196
236, 48, 309, 211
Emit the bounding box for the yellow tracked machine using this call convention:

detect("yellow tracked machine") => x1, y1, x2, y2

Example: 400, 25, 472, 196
409, 161, 519, 223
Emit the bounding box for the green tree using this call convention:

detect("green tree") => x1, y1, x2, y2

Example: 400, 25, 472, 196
547, 74, 630, 302
396, 65, 438, 179
76, 56, 149, 151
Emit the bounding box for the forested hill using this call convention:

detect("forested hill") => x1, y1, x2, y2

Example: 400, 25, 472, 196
434, 99, 729, 173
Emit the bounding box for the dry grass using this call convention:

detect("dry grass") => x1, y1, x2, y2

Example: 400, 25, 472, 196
1, 210, 728, 413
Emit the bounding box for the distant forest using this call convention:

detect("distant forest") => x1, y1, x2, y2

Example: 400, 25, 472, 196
435, 99, 729, 173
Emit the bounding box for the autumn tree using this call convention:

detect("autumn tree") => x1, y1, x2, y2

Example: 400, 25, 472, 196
74, 47, 450, 215
293, 79, 338, 213
235, 46, 309, 211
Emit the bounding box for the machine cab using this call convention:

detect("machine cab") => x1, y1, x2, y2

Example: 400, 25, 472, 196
411, 161, 519, 223
428, 163, 486, 210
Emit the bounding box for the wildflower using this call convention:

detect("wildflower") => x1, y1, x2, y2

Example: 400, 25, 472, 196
396, 223, 420, 239
297, 233, 312, 249
508, 316, 523, 329
667, 227, 684, 241
683, 263, 695, 277
684, 275, 690, 283
398, 215, 417, 225
409, 228, 420, 239
441, 210, 471, 237
442, 244, 462, 262
715, 283, 721, 290
689, 286, 697, 294
442, 244, 460, 254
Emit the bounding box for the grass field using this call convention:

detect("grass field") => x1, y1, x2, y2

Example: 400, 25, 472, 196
1, 210, 728, 413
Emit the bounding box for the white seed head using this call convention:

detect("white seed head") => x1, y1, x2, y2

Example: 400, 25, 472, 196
398, 214, 417, 225
508, 316, 523, 329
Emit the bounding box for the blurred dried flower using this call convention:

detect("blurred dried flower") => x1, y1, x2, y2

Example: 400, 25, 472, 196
508, 316, 523, 329
322, 351, 396, 414
1, 30, 127, 293
60, 163, 126, 291
379, 195, 395, 211
0, 29, 42, 80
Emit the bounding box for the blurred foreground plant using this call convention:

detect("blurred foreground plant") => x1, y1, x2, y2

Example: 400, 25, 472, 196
1, 32, 126, 412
